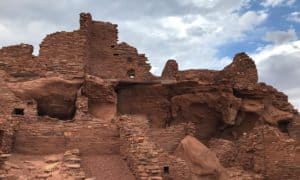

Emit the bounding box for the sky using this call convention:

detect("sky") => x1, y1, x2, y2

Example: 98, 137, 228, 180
0, 0, 299, 110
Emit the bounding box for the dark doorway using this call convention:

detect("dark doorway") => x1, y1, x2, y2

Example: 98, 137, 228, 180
163, 166, 169, 174
13, 108, 24, 115
278, 120, 290, 133
0, 130, 3, 145
36, 95, 77, 120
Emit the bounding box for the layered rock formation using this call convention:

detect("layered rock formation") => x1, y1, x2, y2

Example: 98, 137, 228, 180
0, 13, 299, 179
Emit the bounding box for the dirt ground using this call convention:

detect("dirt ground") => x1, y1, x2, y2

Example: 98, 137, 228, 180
81, 155, 135, 180
0, 153, 72, 180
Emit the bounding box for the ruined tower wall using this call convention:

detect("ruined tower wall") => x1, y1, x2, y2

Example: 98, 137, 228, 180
113, 43, 153, 80
87, 21, 118, 78
0, 13, 153, 81
216, 53, 258, 87
87, 20, 153, 80
0, 44, 41, 79
38, 30, 88, 79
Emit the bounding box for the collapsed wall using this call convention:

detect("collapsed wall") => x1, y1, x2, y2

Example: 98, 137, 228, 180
86, 17, 153, 80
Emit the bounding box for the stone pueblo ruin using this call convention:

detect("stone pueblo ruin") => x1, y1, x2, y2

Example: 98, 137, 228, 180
0, 13, 299, 180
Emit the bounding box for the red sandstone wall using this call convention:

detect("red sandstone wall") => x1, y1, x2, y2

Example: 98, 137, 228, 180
14, 118, 120, 155
0, 118, 16, 153
117, 83, 171, 127
171, 98, 222, 142
161, 59, 218, 83
0, 44, 42, 79
87, 20, 153, 80
83, 75, 117, 120
177, 69, 218, 84
216, 53, 258, 87
38, 30, 88, 79
147, 123, 195, 153
161, 59, 178, 80
0, 71, 37, 117
234, 125, 300, 179
117, 115, 191, 180
0, 13, 153, 81
116, 81, 237, 130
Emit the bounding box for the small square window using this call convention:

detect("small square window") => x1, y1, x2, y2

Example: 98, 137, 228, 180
163, 166, 169, 174
127, 69, 135, 79
13, 108, 24, 115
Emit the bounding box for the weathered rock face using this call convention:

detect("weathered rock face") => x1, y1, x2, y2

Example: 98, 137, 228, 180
0, 12, 299, 180
83, 75, 117, 120
117, 83, 170, 127
7, 77, 83, 120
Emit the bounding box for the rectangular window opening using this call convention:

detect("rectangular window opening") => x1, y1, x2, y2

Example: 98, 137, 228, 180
13, 108, 24, 116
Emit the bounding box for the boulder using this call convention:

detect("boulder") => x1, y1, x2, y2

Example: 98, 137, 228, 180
174, 135, 229, 180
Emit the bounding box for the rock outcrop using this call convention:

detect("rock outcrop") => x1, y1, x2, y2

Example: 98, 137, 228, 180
0, 12, 299, 179
7, 77, 83, 120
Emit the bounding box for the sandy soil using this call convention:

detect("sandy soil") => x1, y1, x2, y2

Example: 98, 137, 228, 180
81, 155, 135, 180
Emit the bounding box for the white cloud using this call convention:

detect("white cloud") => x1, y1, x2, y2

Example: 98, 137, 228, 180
264, 29, 298, 45
0, 18, 71, 54
285, 88, 300, 110
117, 9, 267, 74
238, 11, 268, 30
0, 24, 14, 41
287, 12, 300, 23
252, 41, 300, 64
261, 0, 296, 7
251, 41, 300, 110
178, 0, 250, 12
0, 0, 268, 74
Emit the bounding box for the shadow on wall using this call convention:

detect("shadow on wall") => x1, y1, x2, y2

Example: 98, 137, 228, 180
88, 99, 116, 121
13, 108, 24, 116
36, 95, 77, 120
173, 102, 223, 142
116, 83, 170, 128
216, 112, 259, 140
0, 130, 3, 146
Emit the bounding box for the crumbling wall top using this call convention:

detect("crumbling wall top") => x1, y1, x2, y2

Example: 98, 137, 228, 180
0, 44, 34, 58
80, 12, 92, 31
161, 59, 178, 80
216, 52, 258, 87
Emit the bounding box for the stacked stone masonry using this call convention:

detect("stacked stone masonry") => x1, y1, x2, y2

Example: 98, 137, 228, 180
0, 12, 299, 179
117, 115, 193, 180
